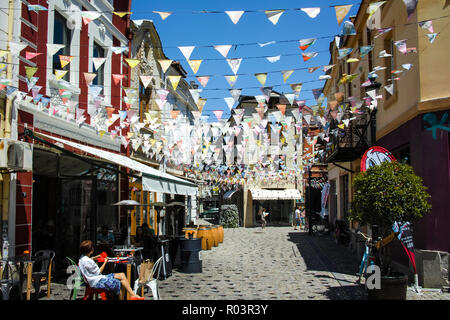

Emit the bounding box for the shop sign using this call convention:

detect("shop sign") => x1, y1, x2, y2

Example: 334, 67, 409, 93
360, 146, 396, 172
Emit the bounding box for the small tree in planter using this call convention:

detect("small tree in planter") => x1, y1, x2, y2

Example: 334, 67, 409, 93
350, 161, 431, 298
220, 205, 240, 228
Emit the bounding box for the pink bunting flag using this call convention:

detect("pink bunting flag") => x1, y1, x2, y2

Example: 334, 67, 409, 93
112, 74, 125, 85
213, 110, 224, 122
25, 51, 42, 60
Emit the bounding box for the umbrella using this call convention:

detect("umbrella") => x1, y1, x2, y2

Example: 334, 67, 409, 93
148, 202, 169, 207
112, 200, 141, 206
167, 202, 186, 207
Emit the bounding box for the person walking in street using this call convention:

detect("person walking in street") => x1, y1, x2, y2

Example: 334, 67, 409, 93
261, 208, 269, 229
294, 206, 301, 230
78, 240, 144, 300
300, 206, 306, 230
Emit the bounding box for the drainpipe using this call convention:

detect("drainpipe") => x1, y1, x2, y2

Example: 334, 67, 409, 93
1, 0, 15, 256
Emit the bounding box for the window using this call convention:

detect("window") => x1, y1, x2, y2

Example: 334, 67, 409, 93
340, 174, 349, 219
92, 42, 104, 86
53, 11, 71, 81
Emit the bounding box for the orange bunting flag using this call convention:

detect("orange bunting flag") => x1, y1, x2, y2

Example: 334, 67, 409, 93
334, 5, 353, 26
84, 72, 97, 85
170, 110, 180, 120
277, 104, 286, 115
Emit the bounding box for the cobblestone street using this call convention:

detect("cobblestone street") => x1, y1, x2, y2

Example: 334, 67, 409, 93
36, 226, 450, 301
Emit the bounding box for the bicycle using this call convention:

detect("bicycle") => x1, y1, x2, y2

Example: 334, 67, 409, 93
355, 230, 399, 285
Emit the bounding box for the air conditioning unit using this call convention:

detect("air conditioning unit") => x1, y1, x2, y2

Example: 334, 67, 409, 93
0, 139, 33, 172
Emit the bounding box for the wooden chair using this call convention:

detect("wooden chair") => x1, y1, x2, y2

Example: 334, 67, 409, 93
32, 250, 55, 299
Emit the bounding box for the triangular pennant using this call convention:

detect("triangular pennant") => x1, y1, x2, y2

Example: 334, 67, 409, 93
229, 89, 242, 103
158, 59, 173, 73
277, 104, 286, 115
9, 42, 27, 57
284, 93, 296, 106
261, 87, 272, 102
224, 97, 235, 111
125, 58, 141, 69
25, 51, 41, 60
266, 55, 280, 63
258, 41, 276, 47
265, 10, 284, 25
178, 46, 195, 60
299, 38, 316, 51
312, 88, 323, 101
154, 11, 172, 20
92, 57, 106, 71
301, 8, 320, 18
255, 73, 267, 87
189, 88, 202, 104
226, 58, 242, 75
426, 33, 438, 44
302, 52, 318, 62
168, 75, 181, 91
419, 20, 434, 33
394, 39, 408, 55
111, 46, 128, 54
213, 110, 224, 122
342, 21, 357, 36
113, 11, 132, 18
224, 75, 238, 87
214, 45, 232, 58
59, 55, 73, 68
308, 66, 320, 73
359, 45, 374, 57
334, 5, 353, 26
338, 48, 353, 59
384, 84, 394, 95
157, 89, 169, 101
81, 11, 101, 25
281, 70, 294, 83
140, 75, 153, 89
225, 11, 244, 24
170, 110, 180, 120
197, 98, 207, 113
112, 74, 125, 85
367, 1, 386, 21
402, 0, 418, 19
323, 65, 335, 72
84, 72, 97, 85
290, 83, 303, 96
187, 60, 202, 74
196, 76, 210, 88
25, 66, 38, 80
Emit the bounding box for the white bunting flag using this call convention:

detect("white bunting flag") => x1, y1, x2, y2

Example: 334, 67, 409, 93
224, 97, 235, 110
224, 75, 238, 87
154, 11, 172, 20
258, 41, 276, 47
158, 59, 173, 73
92, 57, 106, 71
178, 46, 195, 60
189, 89, 202, 104
225, 11, 244, 24
284, 93, 296, 106
214, 45, 232, 58
266, 55, 280, 63
140, 75, 153, 89
47, 44, 65, 56
226, 58, 242, 75
301, 8, 320, 18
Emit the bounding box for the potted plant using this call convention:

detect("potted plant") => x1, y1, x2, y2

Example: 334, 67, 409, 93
350, 160, 431, 299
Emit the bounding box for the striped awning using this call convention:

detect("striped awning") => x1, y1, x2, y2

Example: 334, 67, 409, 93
250, 188, 301, 200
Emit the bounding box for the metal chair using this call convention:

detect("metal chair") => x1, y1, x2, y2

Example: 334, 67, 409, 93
133, 256, 163, 300
0, 261, 21, 300
32, 250, 55, 299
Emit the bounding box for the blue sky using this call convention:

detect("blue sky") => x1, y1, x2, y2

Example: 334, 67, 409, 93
130, 0, 360, 121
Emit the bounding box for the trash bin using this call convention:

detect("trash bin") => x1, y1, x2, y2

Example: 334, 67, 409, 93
179, 235, 202, 273
157, 239, 172, 280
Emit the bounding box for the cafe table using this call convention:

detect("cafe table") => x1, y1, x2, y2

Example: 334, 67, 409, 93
0, 254, 45, 300
98, 253, 142, 300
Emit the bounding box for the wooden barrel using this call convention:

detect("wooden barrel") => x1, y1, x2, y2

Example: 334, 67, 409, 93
217, 225, 224, 243
210, 226, 219, 247
196, 226, 212, 250
182, 227, 198, 239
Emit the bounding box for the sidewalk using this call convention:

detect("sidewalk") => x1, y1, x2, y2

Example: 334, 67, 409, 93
31, 227, 450, 300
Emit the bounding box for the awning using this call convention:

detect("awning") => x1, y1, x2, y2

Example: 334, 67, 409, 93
250, 188, 301, 200
37, 133, 198, 196
223, 189, 239, 200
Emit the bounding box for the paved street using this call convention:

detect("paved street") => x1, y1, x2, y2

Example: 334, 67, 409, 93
33, 226, 450, 301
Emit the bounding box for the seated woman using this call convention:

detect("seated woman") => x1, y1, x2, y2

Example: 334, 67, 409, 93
131, 226, 145, 247
78, 240, 144, 300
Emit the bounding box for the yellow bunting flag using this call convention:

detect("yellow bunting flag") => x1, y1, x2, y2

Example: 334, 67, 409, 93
338, 123, 345, 129
125, 58, 141, 68
197, 98, 207, 113
59, 55, 73, 68
25, 66, 38, 80
187, 60, 202, 74
113, 12, 132, 18
255, 73, 267, 87
334, 5, 353, 26
158, 59, 173, 73
168, 75, 181, 91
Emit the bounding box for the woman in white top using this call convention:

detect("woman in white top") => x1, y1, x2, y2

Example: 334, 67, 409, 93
78, 240, 144, 300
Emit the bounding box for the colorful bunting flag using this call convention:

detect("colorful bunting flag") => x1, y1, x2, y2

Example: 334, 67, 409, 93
178, 46, 195, 60
25, 51, 41, 60
224, 75, 238, 87
140, 75, 153, 89
213, 110, 224, 121
112, 74, 125, 85
125, 58, 141, 68
25, 66, 38, 80
226, 58, 242, 74
265, 10, 284, 25
426, 33, 437, 44
302, 52, 318, 62
81, 11, 101, 25
84, 72, 97, 85
334, 5, 353, 26
59, 55, 73, 68
342, 21, 357, 36
168, 75, 181, 91
299, 38, 316, 51
158, 59, 173, 73
196, 76, 210, 88
281, 70, 294, 83
154, 11, 172, 20
367, 1, 386, 21
403, 0, 418, 19
113, 12, 132, 18
255, 73, 267, 87
188, 60, 203, 74
266, 55, 280, 63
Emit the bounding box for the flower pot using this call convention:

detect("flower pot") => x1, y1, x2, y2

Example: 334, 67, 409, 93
367, 272, 408, 300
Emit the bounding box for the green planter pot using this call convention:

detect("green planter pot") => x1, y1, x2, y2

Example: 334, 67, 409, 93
367, 272, 408, 300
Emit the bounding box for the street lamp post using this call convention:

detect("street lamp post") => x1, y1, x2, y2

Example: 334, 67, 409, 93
365, 75, 381, 146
